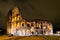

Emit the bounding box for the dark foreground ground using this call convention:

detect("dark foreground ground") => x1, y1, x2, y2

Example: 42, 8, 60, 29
0, 35, 60, 40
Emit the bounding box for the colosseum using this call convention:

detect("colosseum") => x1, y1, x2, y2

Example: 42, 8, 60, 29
7, 7, 53, 36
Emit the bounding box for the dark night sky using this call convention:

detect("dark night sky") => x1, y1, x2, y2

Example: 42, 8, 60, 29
0, 0, 60, 30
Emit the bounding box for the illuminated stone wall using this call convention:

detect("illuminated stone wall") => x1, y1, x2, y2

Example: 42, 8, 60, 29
7, 7, 23, 34
7, 7, 53, 36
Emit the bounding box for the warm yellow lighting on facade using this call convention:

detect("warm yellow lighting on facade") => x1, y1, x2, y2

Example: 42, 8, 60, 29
27, 22, 30, 24
43, 27, 46, 29
21, 22, 25, 26
36, 23, 39, 27
15, 16, 16, 21
18, 15, 20, 17
23, 30, 25, 34
27, 22, 31, 26
17, 22, 21, 28
11, 22, 16, 28
31, 27, 34, 32
7, 27, 11, 34
46, 32, 48, 35
49, 27, 52, 30
17, 17, 19, 20
12, 17, 15, 22
7, 7, 53, 36
12, 7, 19, 15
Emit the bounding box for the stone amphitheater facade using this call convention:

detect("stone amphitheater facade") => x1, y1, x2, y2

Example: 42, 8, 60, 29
7, 7, 53, 36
